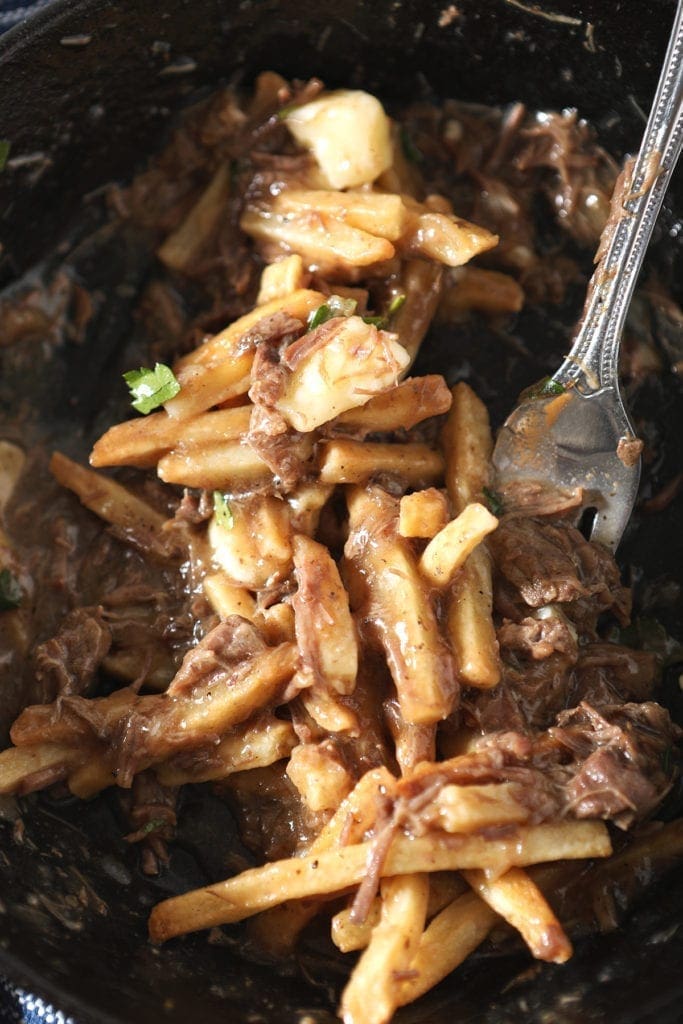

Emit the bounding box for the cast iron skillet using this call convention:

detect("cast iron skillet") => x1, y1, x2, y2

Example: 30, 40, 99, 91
1, 2, 683, 1022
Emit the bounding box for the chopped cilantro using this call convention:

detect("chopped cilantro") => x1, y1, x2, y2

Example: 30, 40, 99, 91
0, 569, 21, 611
483, 486, 505, 517
213, 491, 234, 529
387, 293, 406, 317
0, 140, 10, 173
308, 295, 358, 330
521, 376, 566, 402
123, 363, 180, 414
400, 126, 423, 164
140, 817, 167, 836
362, 293, 407, 330
661, 745, 673, 775
276, 103, 296, 121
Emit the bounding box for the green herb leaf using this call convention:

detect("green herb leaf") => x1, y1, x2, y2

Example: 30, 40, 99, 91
387, 293, 406, 317
520, 376, 566, 402
483, 486, 505, 517
400, 127, 423, 165
307, 295, 357, 330
0, 140, 10, 173
213, 491, 234, 530
661, 745, 673, 775
361, 315, 385, 327
0, 569, 21, 610
276, 103, 296, 122
140, 817, 167, 837
123, 363, 180, 414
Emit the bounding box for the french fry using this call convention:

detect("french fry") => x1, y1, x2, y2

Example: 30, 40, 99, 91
149, 820, 611, 941
441, 383, 500, 688
464, 867, 573, 964
286, 741, 354, 812
158, 163, 231, 273
345, 486, 455, 725
203, 573, 257, 622
256, 254, 307, 305
164, 359, 253, 421
275, 316, 409, 433
332, 898, 382, 953
240, 208, 395, 275
397, 891, 498, 1006
331, 375, 452, 436
68, 755, 118, 799
292, 534, 358, 695
157, 442, 272, 492
174, 289, 325, 371
11, 643, 299, 766
50, 452, 181, 562
340, 873, 429, 1024
425, 782, 532, 833
0, 440, 25, 512
287, 482, 334, 536
273, 189, 409, 240
300, 680, 359, 734
0, 742, 84, 795
401, 209, 499, 267
398, 488, 450, 539
319, 440, 444, 488
156, 716, 297, 786
90, 407, 252, 469
253, 602, 296, 645
249, 767, 397, 956
390, 260, 443, 366
208, 495, 292, 590
418, 502, 498, 589
439, 266, 524, 317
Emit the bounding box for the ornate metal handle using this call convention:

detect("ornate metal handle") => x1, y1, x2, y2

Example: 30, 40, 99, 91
556, 0, 683, 393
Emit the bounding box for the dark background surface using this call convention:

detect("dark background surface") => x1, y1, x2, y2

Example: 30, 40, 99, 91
0, 1, 682, 1023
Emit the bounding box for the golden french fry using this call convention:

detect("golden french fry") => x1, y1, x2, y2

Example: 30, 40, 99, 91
286, 741, 354, 812
249, 767, 397, 956
165, 358, 253, 421
340, 873, 429, 1024
156, 716, 297, 786
256, 254, 307, 305
90, 406, 252, 469
292, 534, 358, 695
158, 163, 231, 273
68, 755, 118, 799
331, 898, 382, 953
418, 502, 498, 589
401, 209, 498, 267
158, 442, 272, 492
174, 289, 325, 371
253, 602, 296, 645
464, 867, 573, 964
149, 820, 611, 941
319, 440, 444, 488
441, 383, 500, 688
273, 189, 409, 241
425, 782, 531, 833
50, 452, 181, 562
332, 375, 452, 436
0, 440, 25, 513
390, 260, 443, 366
0, 742, 83, 794
240, 208, 395, 274
398, 488, 450, 539
397, 891, 498, 1006
439, 266, 524, 317
203, 573, 257, 621
345, 486, 455, 725
208, 495, 292, 590
300, 678, 359, 734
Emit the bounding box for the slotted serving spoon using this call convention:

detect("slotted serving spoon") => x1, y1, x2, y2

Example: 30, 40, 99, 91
492, 0, 683, 551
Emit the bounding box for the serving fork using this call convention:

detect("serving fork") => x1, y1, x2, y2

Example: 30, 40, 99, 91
492, 0, 683, 551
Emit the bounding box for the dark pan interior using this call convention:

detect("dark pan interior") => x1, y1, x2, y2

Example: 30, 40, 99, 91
0, 1, 682, 1022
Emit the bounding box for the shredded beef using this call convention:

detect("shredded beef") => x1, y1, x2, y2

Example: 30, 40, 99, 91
167, 616, 266, 696
498, 612, 578, 662
490, 516, 630, 628
33, 607, 112, 701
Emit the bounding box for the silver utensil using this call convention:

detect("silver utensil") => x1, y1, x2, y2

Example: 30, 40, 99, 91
492, 0, 683, 551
